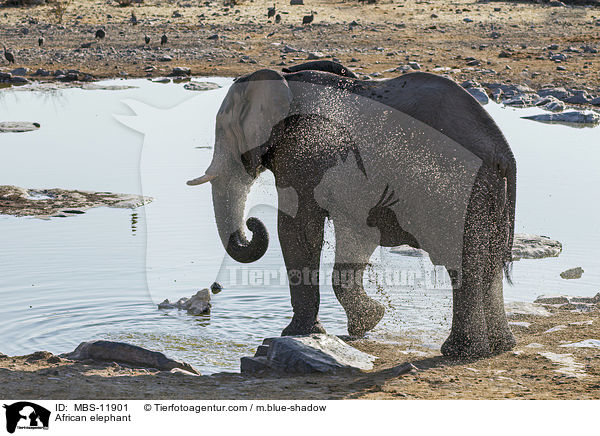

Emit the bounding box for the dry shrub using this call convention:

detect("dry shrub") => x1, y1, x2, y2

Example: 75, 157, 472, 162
48, 0, 70, 23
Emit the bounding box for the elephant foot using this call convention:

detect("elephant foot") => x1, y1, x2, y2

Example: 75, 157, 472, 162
281, 317, 326, 336
488, 329, 516, 355
347, 298, 385, 337
441, 332, 492, 359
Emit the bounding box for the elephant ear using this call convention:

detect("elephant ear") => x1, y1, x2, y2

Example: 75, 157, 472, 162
237, 70, 292, 176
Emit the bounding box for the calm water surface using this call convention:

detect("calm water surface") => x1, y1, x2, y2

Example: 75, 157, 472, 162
0, 78, 598, 373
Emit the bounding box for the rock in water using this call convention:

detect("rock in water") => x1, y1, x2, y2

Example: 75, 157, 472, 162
210, 282, 223, 294
533, 293, 600, 312
522, 111, 600, 127
0, 122, 40, 133
512, 234, 562, 261
560, 267, 584, 280
61, 340, 199, 374
466, 87, 489, 105
241, 334, 377, 374
0, 185, 152, 218
186, 289, 211, 315
158, 289, 211, 315
183, 81, 221, 91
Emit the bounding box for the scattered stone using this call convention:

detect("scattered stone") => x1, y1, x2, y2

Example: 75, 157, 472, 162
169, 67, 191, 76
10, 67, 28, 76
61, 340, 199, 374
207, 34, 219, 40
512, 234, 562, 261
241, 334, 377, 374
534, 95, 565, 112
25, 351, 54, 362
408, 61, 421, 70
210, 282, 223, 294
505, 302, 551, 317
533, 293, 600, 313
522, 111, 600, 127
10, 76, 28, 84
33, 68, 50, 77
0, 185, 152, 218
158, 55, 173, 62
538, 352, 584, 378
503, 93, 539, 107
183, 81, 221, 91
560, 267, 584, 280
158, 289, 211, 315
524, 343, 544, 348
509, 321, 531, 328
466, 87, 489, 105
535, 296, 570, 305
537, 87, 571, 101
170, 367, 199, 376
307, 51, 325, 60
391, 362, 418, 376
290, 0, 304, 4
282, 45, 302, 53
80, 84, 137, 91
560, 339, 600, 349
0, 122, 40, 133
564, 91, 591, 105
544, 325, 567, 333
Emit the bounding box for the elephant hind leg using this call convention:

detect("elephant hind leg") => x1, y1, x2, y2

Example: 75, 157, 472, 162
483, 203, 516, 354
442, 173, 495, 359
483, 266, 516, 354
442, 167, 516, 358
332, 224, 384, 337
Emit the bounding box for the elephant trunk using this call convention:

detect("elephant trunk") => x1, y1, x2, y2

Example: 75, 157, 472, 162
212, 177, 269, 264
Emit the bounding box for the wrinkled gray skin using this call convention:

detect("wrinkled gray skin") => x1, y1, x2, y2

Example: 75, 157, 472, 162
189, 62, 517, 358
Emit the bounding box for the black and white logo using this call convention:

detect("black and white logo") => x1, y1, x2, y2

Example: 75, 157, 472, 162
3, 402, 50, 434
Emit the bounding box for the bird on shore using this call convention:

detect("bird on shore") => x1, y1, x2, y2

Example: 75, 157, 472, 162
275, 13, 281, 24
3, 45, 15, 64
302, 11, 315, 25
95, 28, 106, 39
161, 33, 168, 45
38, 33, 44, 47
144, 34, 150, 45
130, 10, 138, 25
267, 4, 276, 19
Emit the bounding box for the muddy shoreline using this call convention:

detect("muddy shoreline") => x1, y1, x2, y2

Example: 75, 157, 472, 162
1, 0, 599, 93
1, 302, 599, 400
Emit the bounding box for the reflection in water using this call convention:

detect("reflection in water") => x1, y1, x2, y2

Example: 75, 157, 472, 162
0, 78, 598, 374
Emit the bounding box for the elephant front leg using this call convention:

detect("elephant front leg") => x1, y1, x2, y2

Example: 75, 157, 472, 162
332, 224, 384, 337
279, 206, 327, 336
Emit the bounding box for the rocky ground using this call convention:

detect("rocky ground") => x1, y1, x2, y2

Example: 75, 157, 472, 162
1, 300, 599, 400
0, 185, 152, 217
0, 0, 599, 101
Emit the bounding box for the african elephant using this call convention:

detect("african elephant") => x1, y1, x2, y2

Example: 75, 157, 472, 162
188, 61, 517, 358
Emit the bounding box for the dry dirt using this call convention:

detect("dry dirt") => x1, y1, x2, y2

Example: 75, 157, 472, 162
1, 308, 599, 399
0, 0, 599, 93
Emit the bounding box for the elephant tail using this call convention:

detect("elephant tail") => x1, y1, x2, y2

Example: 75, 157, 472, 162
496, 154, 516, 285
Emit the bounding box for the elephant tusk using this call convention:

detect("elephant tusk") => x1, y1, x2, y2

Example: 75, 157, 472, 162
186, 174, 218, 186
